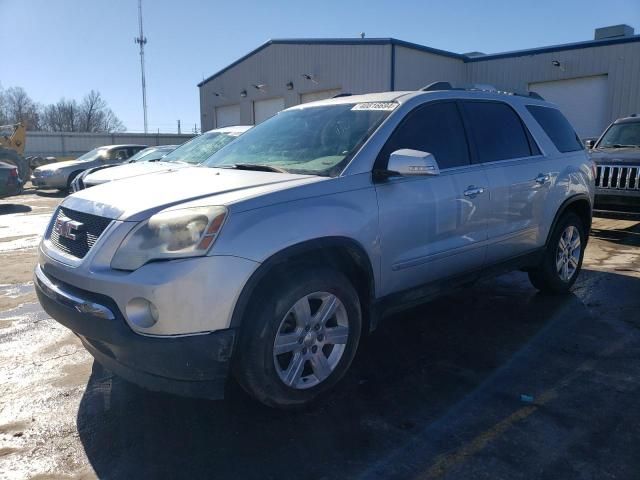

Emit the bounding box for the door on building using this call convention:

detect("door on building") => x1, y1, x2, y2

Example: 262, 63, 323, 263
300, 89, 342, 104
215, 104, 241, 128
529, 75, 608, 139
253, 98, 285, 124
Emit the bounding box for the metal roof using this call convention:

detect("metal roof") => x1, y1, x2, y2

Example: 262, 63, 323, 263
197, 34, 640, 87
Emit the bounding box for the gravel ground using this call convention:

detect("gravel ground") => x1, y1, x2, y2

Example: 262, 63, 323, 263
1, 186, 639, 480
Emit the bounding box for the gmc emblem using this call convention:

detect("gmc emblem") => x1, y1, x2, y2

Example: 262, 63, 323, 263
54, 215, 84, 241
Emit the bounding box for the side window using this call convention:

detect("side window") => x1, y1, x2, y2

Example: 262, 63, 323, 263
461, 101, 532, 162
113, 149, 129, 161
378, 102, 471, 170
526, 105, 583, 153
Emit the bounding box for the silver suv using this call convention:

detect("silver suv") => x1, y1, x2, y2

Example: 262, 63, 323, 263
35, 87, 595, 408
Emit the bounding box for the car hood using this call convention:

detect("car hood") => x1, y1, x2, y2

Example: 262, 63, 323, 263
36, 159, 85, 171
590, 147, 640, 164
62, 167, 325, 221
85, 161, 187, 184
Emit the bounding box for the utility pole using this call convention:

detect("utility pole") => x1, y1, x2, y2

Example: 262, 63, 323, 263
177, 120, 181, 134
134, 0, 148, 133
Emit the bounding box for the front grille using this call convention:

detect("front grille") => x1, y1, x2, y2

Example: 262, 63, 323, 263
49, 207, 112, 259
596, 165, 640, 190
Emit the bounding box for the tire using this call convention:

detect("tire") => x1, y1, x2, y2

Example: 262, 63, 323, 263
233, 266, 362, 408
66, 171, 83, 191
528, 212, 586, 294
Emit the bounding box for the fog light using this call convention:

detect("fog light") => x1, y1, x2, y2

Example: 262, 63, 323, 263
126, 298, 159, 328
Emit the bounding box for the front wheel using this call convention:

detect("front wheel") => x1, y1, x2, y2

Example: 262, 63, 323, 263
529, 212, 586, 294
234, 267, 362, 408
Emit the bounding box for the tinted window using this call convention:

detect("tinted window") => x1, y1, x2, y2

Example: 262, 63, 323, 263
462, 101, 532, 162
526, 105, 583, 153
379, 102, 470, 169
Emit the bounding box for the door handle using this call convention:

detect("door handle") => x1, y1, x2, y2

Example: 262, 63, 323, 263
463, 186, 485, 198
535, 173, 551, 184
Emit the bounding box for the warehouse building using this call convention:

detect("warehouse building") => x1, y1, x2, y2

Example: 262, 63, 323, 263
198, 24, 640, 138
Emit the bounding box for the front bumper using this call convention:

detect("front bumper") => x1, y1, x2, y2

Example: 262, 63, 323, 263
31, 174, 65, 189
595, 189, 640, 212
35, 264, 236, 399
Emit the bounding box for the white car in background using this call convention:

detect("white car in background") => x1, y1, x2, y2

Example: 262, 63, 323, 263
71, 144, 178, 192
73, 125, 252, 191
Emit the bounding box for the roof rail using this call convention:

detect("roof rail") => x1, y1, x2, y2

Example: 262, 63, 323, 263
526, 91, 545, 100
418, 81, 546, 101
420, 81, 453, 91
332, 93, 353, 98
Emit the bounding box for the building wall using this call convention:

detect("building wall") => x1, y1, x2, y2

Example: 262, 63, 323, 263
393, 45, 465, 90
466, 41, 640, 124
25, 132, 195, 158
199, 43, 392, 130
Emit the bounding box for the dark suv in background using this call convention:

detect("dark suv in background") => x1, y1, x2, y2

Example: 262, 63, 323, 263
589, 114, 640, 212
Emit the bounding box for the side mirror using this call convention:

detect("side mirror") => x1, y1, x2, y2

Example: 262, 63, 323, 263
387, 149, 440, 176
585, 139, 596, 149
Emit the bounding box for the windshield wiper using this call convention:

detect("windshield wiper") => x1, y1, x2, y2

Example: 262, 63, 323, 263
230, 163, 289, 173
601, 144, 640, 149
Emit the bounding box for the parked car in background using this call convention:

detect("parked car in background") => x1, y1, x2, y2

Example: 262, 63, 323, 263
0, 161, 22, 199
30, 144, 147, 191
588, 114, 640, 212
72, 126, 252, 191
71, 144, 178, 192
35, 88, 594, 408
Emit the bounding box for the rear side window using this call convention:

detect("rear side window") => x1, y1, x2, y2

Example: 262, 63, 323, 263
461, 101, 532, 162
378, 102, 470, 169
526, 105, 583, 153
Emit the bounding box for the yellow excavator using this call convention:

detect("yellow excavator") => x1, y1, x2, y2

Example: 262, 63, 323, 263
0, 123, 29, 185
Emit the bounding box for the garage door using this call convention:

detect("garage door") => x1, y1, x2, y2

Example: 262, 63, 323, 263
253, 98, 285, 124
215, 104, 240, 128
300, 89, 342, 104
529, 75, 608, 139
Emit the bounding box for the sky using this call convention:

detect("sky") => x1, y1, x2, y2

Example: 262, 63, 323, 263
2, 0, 639, 133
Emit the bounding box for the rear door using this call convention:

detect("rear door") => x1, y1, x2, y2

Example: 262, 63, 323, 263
375, 101, 490, 296
460, 100, 552, 264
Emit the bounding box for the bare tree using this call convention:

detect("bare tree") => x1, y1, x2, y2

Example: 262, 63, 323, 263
41, 99, 80, 132
3, 87, 41, 129
79, 90, 125, 132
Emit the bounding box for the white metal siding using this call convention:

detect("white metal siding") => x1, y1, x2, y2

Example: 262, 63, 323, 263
200, 43, 391, 130
215, 104, 241, 127
393, 46, 465, 90
529, 75, 608, 138
465, 42, 640, 130
300, 89, 342, 104
253, 97, 285, 124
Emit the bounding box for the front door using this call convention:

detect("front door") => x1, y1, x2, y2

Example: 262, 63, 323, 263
374, 101, 490, 297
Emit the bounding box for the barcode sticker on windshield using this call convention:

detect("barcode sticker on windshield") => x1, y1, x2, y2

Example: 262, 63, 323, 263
351, 102, 398, 111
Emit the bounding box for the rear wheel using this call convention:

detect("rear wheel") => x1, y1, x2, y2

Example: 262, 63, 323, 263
234, 266, 362, 408
529, 212, 585, 294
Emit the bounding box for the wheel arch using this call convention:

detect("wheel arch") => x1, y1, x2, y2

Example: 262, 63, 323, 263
230, 236, 377, 333
546, 194, 592, 247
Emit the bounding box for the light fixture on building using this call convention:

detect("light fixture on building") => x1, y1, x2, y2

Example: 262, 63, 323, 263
252, 83, 266, 91
551, 60, 561, 67
301, 73, 318, 84
286, 81, 294, 90
240, 89, 247, 97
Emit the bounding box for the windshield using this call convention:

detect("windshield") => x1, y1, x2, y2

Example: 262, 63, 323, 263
598, 122, 640, 148
161, 131, 242, 165
128, 147, 172, 163
202, 103, 395, 176
75, 147, 109, 162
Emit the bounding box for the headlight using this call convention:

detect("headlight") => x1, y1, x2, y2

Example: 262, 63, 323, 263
111, 206, 227, 271
38, 169, 57, 177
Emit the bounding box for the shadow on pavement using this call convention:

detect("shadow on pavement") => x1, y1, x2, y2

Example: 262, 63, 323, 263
76, 270, 622, 479
34, 189, 67, 198
590, 220, 640, 247
0, 203, 32, 214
